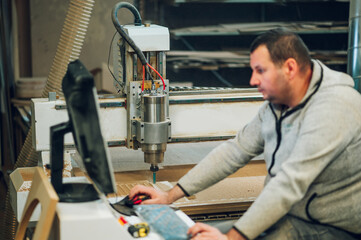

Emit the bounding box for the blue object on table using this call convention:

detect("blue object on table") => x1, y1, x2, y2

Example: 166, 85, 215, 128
134, 205, 189, 240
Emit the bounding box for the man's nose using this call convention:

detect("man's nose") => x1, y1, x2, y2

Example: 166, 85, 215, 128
250, 72, 260, 86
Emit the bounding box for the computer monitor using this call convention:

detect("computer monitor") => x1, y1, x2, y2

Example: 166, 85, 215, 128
50, 59, 116, 202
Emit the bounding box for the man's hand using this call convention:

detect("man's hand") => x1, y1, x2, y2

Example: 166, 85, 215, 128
129, 185, 170, 204
187, 223, 247, 240
129, 184, 185, 205
187, 223, 227, 240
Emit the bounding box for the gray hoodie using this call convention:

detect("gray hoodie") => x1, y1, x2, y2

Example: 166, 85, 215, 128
178, 60, 361, 239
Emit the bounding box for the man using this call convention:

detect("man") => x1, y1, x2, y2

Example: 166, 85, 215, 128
130, 29, 361, 239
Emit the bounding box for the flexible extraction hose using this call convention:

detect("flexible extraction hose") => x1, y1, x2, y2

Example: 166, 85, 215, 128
111, 2, 145, 64
1, 0, 95, 239
111, 2, 155, 85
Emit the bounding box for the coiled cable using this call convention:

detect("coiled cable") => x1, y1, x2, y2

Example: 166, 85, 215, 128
111, 2, 155, 85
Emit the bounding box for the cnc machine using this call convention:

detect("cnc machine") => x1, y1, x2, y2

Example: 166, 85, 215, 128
11, 2, 266, 240
111, 2, 171, 181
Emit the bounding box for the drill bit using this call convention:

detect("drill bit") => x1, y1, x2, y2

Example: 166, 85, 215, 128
150, 164, 159, 184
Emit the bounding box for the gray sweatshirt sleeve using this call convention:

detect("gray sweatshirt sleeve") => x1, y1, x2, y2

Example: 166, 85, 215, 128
234, 93, 361, 239
177, 103, 266, 196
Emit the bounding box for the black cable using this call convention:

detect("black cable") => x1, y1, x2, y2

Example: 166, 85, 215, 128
0, 0, 15, 165
112, 2, 155, 85
146, 67, 154, 82
111, 2, 147, 65
0, 45, 4, 167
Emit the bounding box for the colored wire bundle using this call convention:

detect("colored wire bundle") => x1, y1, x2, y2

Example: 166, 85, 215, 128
142, 63, 165, 92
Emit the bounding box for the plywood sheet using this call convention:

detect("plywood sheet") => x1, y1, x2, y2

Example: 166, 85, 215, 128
76, 161, 266, 215
111, 160, 266, 184
108, 174, 265, 216
156, 176, 265, 215
109, 181, 153, 198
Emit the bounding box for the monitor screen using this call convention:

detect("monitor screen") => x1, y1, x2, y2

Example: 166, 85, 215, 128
61, 59, 116, 195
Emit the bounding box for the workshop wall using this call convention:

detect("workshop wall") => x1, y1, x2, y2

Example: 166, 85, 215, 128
142, 1, 349, 88
30, 0, 135, 77
30, 1, 350, 88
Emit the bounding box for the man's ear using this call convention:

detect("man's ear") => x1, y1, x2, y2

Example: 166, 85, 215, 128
283, 58, 298, 81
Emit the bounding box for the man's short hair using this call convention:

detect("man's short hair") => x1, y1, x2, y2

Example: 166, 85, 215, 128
250, 29, 312, 72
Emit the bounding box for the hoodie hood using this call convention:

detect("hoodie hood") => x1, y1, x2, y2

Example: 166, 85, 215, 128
302, 60, 355, 102
271, 59, 355, 112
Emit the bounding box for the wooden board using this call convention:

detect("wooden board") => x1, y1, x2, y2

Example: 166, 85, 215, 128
15, 167, 59, 240
106, 161, 267, 216
155, 176, 265, 216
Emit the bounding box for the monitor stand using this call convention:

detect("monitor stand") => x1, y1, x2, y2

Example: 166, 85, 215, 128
50, 121, 99, 202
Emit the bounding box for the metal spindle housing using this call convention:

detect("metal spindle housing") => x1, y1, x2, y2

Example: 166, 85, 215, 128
138, 93, 170, 166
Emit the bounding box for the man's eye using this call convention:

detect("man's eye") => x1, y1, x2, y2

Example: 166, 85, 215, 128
257, 69, 264, 74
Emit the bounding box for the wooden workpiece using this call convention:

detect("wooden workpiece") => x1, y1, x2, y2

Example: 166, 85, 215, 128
106, 160, 267, 217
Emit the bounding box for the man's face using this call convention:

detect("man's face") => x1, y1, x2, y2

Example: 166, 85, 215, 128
250, 45, 289, 105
